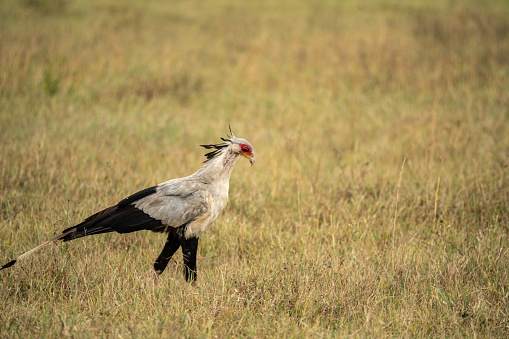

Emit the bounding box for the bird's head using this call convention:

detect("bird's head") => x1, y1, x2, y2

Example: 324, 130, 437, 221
200, 127, 255, 166
229, 136, 255, 166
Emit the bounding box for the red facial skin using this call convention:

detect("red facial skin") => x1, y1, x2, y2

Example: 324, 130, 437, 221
239, 143, 253, 157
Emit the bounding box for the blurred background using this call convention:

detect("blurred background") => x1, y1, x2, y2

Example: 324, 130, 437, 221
1, 0, 508, 336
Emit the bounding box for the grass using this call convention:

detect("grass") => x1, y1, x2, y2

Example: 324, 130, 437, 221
1, 0, 508, 337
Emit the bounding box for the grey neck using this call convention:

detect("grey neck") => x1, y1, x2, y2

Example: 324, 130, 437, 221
193, 147, 239, 183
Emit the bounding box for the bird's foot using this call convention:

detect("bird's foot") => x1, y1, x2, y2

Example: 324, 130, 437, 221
153, 269, 161, 285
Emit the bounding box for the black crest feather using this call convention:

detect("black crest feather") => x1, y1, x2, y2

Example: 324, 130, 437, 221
200, 128, 234, 163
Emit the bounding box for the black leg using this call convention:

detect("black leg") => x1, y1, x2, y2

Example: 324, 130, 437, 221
154, 231, 181, 275
181, 236, 199, 282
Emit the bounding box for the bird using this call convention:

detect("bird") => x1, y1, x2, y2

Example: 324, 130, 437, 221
1, 128, 255, 282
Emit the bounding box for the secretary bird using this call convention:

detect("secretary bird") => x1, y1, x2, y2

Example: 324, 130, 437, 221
1, 129, 255, 282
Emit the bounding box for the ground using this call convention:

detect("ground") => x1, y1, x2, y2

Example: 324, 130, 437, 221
1, 0, 508, 337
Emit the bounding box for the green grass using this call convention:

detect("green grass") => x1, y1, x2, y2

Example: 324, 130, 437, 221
1, 0, 508, 337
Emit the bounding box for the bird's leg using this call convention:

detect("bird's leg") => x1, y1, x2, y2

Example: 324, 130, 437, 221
181, 236, 199, 283
153, 232, 181, 279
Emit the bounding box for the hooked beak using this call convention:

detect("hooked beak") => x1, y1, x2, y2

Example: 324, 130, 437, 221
243, 154, 255, 166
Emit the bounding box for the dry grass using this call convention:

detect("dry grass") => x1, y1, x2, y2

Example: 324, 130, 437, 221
1, 0, 508, 337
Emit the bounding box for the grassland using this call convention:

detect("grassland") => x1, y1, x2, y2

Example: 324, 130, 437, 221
1, 0, 508, 337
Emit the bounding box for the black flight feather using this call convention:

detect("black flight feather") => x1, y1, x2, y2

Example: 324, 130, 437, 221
118, 185, 157, 207
61, 185, 162, 241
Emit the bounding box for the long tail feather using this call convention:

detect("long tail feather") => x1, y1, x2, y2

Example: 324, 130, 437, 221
1, 229, 75, 270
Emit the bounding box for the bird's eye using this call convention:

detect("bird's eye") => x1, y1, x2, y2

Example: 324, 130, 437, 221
242, 147, 249, 152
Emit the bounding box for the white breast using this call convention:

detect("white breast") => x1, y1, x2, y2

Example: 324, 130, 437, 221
184, 180, 229, 239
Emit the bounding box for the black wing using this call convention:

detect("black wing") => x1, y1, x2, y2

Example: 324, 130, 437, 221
61, 186, 163, 241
